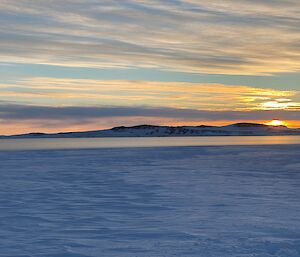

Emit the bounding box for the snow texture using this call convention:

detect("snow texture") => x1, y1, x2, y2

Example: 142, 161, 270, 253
0, 145, 299, 257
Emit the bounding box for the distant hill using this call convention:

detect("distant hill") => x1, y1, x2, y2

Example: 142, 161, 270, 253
1, 123, 300, 138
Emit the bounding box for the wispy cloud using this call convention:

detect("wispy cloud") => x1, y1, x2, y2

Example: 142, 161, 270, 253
0, 0, 300, 74
1, 78, 299, 110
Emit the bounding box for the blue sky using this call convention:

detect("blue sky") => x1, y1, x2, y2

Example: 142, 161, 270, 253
0, 0, 299, 134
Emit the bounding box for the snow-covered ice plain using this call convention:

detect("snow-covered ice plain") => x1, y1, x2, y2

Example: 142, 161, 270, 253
0, 144, 299, 257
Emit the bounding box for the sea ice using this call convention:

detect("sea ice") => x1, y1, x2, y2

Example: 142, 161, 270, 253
0, 145, 299, 257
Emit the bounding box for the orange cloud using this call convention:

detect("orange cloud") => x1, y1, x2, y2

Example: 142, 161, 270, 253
1, 78, 298, 111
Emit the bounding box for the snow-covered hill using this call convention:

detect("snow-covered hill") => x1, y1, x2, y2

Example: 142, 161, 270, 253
3, 123, 300, 138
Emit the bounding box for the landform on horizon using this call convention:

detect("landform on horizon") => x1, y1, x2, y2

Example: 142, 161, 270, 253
2, 123, 300, 138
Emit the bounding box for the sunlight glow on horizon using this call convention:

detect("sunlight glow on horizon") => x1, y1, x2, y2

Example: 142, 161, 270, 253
265, 119, 287, 127
0, 117, 299, 136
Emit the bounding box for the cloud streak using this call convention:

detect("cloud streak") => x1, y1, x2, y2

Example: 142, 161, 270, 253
0, 0, 300, 74
1, 104, 299, 121
1, 78, 299, 111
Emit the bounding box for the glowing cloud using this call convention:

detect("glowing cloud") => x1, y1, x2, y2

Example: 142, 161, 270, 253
1, 78, 299, 111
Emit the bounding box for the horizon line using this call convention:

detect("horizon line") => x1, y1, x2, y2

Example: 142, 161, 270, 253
2, 121, 299, 137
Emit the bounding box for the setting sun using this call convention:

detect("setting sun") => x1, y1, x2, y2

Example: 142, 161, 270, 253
266, 119, 285, 127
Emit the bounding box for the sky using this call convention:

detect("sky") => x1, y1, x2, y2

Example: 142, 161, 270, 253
0, 0, 299, 135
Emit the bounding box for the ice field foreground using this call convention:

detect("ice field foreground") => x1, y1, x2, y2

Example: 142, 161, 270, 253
0, 145, 300, 257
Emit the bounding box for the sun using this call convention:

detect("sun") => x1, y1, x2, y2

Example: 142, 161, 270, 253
266, 119, 285, 127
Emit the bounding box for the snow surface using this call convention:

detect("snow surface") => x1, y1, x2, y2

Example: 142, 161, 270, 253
0, 145, 299, 257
